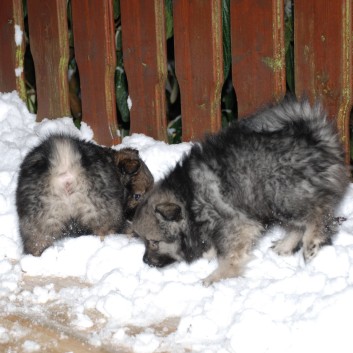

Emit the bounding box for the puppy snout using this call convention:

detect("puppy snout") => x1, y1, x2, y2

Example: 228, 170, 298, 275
143, 253, 154, 267
143, 251, 177, 268
143, 252, 170, 268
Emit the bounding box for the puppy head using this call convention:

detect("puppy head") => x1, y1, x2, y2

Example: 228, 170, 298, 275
132, 189, 188, 268
112, 148, 154, 219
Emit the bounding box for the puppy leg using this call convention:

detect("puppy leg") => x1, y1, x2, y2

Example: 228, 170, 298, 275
203, 253, 250, 287
91, 221, 117, 241
203, 219, 263, 286
20, 218, 65, 256
302, 211, 335, 262
271, 227, 304, 256
302, 222, 332, 262
95, 227, 118, 241
23, 233, 60, 256
77, 201, 123, 241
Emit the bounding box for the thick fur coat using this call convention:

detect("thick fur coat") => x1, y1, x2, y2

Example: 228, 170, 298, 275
16, 135, 153, 256
132, 100, 350, 286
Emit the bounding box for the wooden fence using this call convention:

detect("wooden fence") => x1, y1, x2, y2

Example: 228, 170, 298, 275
0, 0, 352, 163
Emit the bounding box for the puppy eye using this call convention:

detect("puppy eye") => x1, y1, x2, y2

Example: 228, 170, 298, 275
133, 194, 141, 201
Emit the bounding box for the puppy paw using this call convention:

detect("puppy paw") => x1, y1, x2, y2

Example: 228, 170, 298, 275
202, 275, 216, 287
303, 239, 321, 262
202, 268, 226, 287
271, 239, 292, 256
202, 262, 243, 287
271, 237, 302, 256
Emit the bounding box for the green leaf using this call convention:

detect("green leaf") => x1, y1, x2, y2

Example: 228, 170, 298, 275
115, 67, 130, 123
22, 0, 28, 17
284, 11, 294, 93
115, 28, 130, 123
222, 0, 231, 80
113, 0, 121, 21
165, 0, 173, 40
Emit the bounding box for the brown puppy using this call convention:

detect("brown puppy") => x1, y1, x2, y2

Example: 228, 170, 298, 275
112, 148, 154, 221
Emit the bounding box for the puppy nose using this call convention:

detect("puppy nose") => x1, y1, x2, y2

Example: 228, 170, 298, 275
143, 253, 153, 267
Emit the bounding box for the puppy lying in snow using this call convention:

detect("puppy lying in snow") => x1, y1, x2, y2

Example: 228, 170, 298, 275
132, 99, 349, 286
16, 134, 153, 256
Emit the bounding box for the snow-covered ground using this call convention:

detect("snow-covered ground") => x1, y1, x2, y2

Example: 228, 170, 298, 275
0, 91, 353, 353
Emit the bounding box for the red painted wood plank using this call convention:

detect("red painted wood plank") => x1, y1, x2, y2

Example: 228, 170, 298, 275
173, 0, 223, 141
295, 0, 352, 162
231, 0, 286, 118
120, 0, 168, 141
27, 0, 70, 120
0, 0, 26, 99
71, 0, 119, 146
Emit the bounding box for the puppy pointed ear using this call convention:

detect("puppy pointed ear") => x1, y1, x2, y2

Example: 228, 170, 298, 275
118, 159, 141, 175
113, 148, 141, 175
155, 203, 182, 221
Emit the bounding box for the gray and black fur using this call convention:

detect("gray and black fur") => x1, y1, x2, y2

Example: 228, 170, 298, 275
16, 135, 153, 256
132, 99, 350, 286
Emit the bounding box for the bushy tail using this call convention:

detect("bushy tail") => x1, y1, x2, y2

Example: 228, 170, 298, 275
47, 136, 83, 195
241, 98, 342, 154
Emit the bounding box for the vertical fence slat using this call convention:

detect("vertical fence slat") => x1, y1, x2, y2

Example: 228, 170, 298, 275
0, 0, 26, 99
295, 0, 352, 162
120, 0, 168, 141
231, 0, 286, 118
71, 0, 119, 146
27, 0, 70, 120
173, 0, 223, 141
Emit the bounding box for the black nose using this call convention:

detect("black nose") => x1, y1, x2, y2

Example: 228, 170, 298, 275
143, 253, 155, 267
143, 252, 176, 268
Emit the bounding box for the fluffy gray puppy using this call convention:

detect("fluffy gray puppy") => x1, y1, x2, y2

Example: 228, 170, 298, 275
132, 99, 349, 286
16, 135, 153, 256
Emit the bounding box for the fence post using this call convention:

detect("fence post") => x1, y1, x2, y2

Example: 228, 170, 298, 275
120, 0, 168, 141
27, 0, 71, 120
173, 0, 223, 141
71, 0, 120, 146
295, 0, 353, 163
231, 0, 286, 118
0, 0, 26, 100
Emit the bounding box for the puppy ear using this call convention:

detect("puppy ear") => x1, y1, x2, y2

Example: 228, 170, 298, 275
155, 203, 182, 221
113, 148, 141, 175
118, 159, 141, 175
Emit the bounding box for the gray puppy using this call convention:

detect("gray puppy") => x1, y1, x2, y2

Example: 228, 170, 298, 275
132, 99, 349, 286
16, 135, 153, 256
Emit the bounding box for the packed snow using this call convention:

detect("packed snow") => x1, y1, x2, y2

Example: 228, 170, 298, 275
0, 91, 353, 353
14, 25, 23, 46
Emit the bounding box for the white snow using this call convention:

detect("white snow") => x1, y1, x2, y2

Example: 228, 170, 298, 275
15, 67, 23, 77
14, 25, 23, 46
22, 340, 41, 352
14, 25, 24, 78
0, 91, 353, 352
